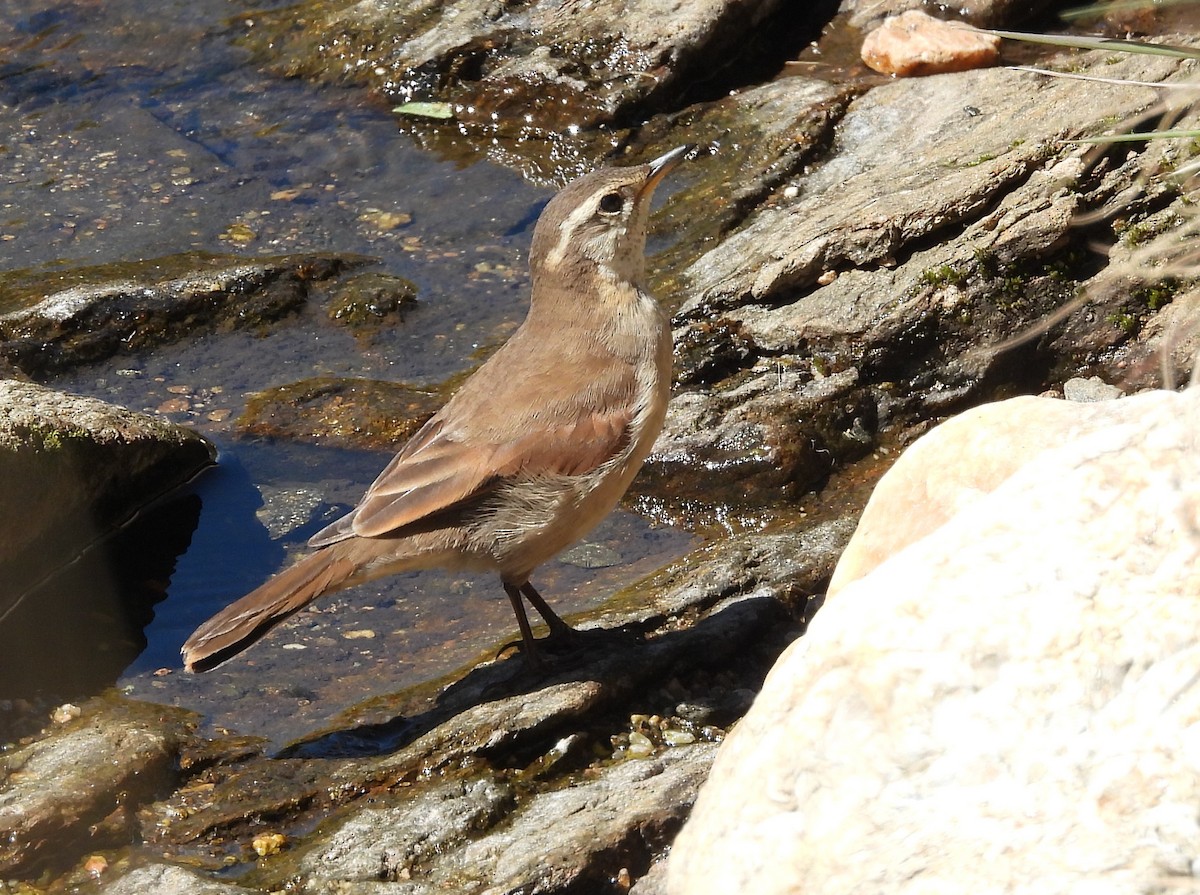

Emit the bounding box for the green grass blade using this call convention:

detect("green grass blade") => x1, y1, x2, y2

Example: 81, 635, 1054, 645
983, 28, 1200, 60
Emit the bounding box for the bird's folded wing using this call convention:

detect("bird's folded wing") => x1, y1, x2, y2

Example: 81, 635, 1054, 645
309, 408, 633, 544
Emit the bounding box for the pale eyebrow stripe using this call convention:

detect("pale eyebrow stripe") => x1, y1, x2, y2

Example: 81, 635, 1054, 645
546, 198, 597, 269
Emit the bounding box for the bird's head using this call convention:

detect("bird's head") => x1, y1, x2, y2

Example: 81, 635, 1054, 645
530, 145, 691, 289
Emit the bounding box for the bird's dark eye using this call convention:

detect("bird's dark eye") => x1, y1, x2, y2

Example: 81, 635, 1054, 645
598, 192, 624, 215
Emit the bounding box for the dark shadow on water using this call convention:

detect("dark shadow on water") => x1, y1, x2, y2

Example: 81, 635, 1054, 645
273, 594, 790, 761
274, 621, 657, 760
0, 493, 202, 704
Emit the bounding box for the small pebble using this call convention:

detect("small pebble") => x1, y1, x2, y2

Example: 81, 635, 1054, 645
252, 832, 286, 857
51, 703, 81, 724
156, 397, 190, 413
358, 208, 412, 231
221, 221, 257, 245
662, 728, 697, 746
627, 731, 655, 756
1063, 376, 1123, 403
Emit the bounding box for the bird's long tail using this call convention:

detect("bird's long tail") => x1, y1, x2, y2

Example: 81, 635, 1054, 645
182, 544, 362, 672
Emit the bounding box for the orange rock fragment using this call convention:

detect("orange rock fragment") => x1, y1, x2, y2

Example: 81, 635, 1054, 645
861, 10, 1000, 77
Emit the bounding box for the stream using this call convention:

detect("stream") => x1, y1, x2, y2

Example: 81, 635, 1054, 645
0, 0, 695, 746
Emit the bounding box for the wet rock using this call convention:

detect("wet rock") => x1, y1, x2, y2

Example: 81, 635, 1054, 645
254, 486, 331, 540
0, 380, 215, 612
0, 696, 196, 878
861, 11, 1000, 76
842, 0, 1053, 30
603, 517, 853, 625
670, 387, 1200, 894
101, 863, 254, 895
643, 367, 874, 528
286, 776, 515, 884
0, 252, 367, 377
249, 0, 804, 160
428, 745, 715, 893
327, 272, 419, 328
237, 376, 442, 450
659, 51, 1184, 516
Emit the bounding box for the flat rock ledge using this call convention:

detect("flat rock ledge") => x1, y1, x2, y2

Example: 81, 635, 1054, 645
649, 46, 1194, 525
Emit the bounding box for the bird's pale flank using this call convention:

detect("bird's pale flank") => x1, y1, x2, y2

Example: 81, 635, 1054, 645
182, 145, 690, 672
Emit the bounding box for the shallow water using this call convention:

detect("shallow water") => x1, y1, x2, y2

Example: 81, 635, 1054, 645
0, 0, 694, 744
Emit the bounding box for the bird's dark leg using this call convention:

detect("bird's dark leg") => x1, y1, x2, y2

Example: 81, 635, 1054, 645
503, 581, 543, 666
520, 582, 579, 642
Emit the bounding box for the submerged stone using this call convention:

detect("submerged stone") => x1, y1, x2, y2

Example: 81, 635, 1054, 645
327, 272, 419, 328
237, 376, 441, 450
0, 252, 368, 377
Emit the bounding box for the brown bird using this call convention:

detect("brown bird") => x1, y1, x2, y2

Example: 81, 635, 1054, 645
182, 145, 691, 672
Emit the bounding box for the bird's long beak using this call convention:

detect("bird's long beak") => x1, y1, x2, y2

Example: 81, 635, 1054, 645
639, 144, 693, 198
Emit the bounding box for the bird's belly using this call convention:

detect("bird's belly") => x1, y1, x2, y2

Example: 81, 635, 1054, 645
469, 455, 642, 582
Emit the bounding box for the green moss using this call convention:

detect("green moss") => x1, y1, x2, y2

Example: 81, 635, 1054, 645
1107, 311, 1137, 334
972, 248, 999, 279
958, 152, 997, 168
20, 423, 90, 453
1131, 280, 1180, 311
919, 264, 968, 288
1117, 213, 1181, 247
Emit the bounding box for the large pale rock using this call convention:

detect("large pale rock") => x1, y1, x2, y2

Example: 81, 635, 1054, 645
828, 391, 1137, 593
669, 388, 1200, 894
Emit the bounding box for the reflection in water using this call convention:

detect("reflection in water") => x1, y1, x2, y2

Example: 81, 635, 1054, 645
125, 447, 316, 674
0, 494, 202, 703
